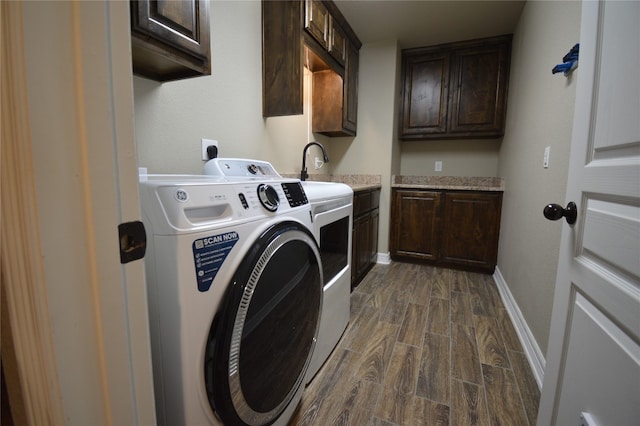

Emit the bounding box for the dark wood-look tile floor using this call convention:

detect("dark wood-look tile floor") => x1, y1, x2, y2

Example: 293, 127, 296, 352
291, 262, 540, 426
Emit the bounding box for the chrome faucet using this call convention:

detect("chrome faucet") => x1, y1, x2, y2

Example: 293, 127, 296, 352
300, 141, 329, 181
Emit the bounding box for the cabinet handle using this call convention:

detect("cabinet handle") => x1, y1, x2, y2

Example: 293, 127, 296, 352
543, 202, 577, 225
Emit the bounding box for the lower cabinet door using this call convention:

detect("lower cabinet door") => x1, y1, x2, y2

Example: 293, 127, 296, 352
439, 192, 502, 271
369, 208, 379, 263
355, 213, 371, 279
390, 190, 442, 261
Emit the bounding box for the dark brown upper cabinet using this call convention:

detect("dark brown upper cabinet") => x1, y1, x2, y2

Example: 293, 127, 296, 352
262, 0, 361, 137
262, 1, 303, 117
342, 42, 359, 133
131, 0, 211, 82
400, 35, 512, 140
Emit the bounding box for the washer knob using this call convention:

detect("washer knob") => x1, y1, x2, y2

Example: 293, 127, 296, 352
257, 184, 279, 212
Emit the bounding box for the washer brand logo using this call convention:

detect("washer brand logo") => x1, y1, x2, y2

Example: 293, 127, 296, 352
175, 189, 189, 202
192, 231, 239, 292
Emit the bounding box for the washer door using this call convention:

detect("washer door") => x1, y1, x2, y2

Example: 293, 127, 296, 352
204, 221, 322, 426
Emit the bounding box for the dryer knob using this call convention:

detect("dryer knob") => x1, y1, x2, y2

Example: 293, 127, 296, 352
257, 184, 279, 212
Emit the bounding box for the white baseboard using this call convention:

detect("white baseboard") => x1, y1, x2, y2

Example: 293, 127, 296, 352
492, 267, 545, 389
376, 252, 391, 264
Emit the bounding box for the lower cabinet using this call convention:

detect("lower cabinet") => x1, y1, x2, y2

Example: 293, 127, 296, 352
390, 190, 442, 261
351, 188, 380, 287
390, 188, 502, 273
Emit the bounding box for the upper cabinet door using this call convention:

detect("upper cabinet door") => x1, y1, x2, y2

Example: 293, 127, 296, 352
400, 50, 451, 138
262, 1, 304, 117
448, 41, 510, 136
305, 0, 330, 50
342, 42, 359, 133
131, 0, 211, 81
328, 17, 347, 66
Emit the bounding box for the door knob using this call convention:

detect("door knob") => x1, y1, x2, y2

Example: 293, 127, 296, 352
543, 202, 577, 225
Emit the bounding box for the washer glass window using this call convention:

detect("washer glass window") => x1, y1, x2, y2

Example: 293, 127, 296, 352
204, 223, 322, 425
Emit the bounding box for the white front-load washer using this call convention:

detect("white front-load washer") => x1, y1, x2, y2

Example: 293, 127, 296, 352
139, 167, 321, 426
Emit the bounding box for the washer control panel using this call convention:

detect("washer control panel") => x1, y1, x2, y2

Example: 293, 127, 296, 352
233, 181, 307, 215
257, 184, 280, 212
141, 175, 313, 233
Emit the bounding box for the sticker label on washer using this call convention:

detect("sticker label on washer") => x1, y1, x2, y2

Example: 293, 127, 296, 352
192, 231, 239, 292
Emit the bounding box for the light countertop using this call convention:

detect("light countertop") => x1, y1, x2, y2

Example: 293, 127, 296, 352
282, 173, 382, 192
392, 175, 504, 191
282, 173, 502, 192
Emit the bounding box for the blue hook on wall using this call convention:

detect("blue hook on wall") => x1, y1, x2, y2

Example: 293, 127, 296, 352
552, 43, 579, 76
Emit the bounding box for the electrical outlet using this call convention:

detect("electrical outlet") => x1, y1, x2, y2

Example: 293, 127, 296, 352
201, 139, 218, 161
435, 161, 443, 172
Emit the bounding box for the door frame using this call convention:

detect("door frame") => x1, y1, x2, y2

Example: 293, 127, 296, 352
1, 1, 155, 424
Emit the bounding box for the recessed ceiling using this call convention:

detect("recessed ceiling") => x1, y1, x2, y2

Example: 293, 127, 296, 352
334, 0, 526, 49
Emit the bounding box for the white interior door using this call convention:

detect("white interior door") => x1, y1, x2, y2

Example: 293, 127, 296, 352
537, 1, 640, 425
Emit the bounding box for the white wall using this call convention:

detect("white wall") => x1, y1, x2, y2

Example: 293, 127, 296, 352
134, 0, 264, 173
331, 41, 401, 254
497, 0, 581, 356
134, 0, 338, 177
400, 139, 500, 176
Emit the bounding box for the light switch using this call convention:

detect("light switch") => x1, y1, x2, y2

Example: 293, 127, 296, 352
543, 146, 550, 168
435, 161, 443, 172
579, 412, 597, 426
